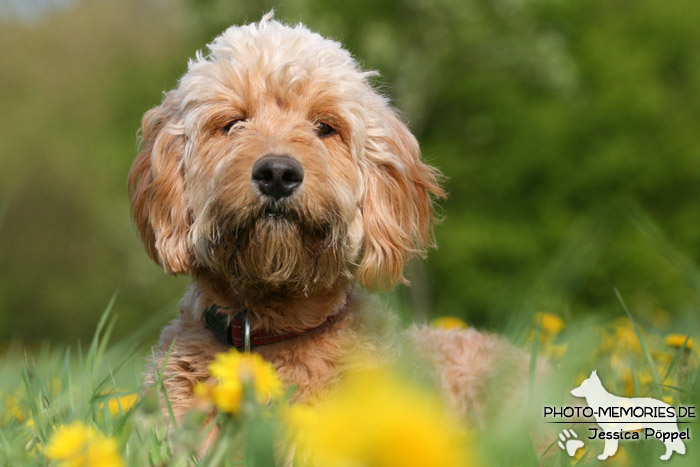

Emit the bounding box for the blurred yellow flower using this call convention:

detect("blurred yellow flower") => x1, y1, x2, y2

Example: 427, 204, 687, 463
638, 372, 652, 387
602, 319, 642, 354
535, 312, 564, 335
45, 421, 123, 467
620, 368, 635, 396
195, 380, 243, 414
196, 350, 282, 413
652, 349, 673, 366
1, 391, 26, 423
287, 368, 471, 467
664, 334, 693, 350
431, 316, 468, 330
99, 393, 138, 416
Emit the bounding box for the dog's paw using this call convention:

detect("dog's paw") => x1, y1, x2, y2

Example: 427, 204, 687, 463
557, 428, 584, 457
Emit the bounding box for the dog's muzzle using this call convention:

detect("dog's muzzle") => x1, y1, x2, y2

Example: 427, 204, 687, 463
252, 154, 304, 200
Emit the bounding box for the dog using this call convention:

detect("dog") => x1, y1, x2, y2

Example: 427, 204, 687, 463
129, 12, 536, 436
571, 370, 686, 461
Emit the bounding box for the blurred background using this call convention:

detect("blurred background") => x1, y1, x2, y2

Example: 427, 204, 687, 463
2, 0, 700, 345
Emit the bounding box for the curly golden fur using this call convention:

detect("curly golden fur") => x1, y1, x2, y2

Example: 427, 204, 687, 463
129, 13, 536, 432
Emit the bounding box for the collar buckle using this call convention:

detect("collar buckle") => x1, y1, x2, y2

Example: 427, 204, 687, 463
239, 309, 251, 353
204, 305, 250, 351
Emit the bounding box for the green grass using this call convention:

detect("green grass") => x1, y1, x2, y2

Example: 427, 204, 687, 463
0, 291, 699, 466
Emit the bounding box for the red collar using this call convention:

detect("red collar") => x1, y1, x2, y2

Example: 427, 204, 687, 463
204, 298, 349, 350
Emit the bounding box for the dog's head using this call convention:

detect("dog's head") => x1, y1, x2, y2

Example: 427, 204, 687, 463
128, 14, 444, 297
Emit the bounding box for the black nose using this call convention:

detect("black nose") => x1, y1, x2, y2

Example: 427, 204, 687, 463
252, 155, 304, 200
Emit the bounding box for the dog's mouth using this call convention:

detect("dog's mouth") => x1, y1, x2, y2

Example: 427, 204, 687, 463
261, 203, 297, 221
263, 205, 285, 218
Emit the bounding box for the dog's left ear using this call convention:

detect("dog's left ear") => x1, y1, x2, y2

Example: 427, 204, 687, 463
356, 102, 445, 290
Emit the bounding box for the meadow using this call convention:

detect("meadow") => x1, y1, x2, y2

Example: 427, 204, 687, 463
0, 290, 698, 465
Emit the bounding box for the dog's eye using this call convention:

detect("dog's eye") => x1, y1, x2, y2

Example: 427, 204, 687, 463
222, 119, 245, 134
315, 121, 336, 138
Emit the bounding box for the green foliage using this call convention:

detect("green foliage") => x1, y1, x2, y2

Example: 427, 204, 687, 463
0, 0, 193, 341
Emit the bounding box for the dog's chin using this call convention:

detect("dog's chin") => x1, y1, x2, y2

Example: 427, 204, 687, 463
200, 206, 352, 296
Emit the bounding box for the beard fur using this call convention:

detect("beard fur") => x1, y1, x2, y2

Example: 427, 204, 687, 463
195, 206, 352, 295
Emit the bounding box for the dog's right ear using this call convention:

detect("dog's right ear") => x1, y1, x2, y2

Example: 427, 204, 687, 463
127, 93, 191, 274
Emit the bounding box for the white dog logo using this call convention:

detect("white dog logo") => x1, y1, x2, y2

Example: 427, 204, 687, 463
570, 370, 686, 461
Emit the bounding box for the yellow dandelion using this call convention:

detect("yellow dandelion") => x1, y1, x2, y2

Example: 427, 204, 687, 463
198, 350, 282, 413
431, 316, 468, 330
620, 369, 635, 396
639, 371, 653, 387
535, 312, 564, 335
610, 319, 642, 353
193, 381, 209, 399
212, 380, 244, 413
45, 421, 123, 467
100, 393, 138, 416
653, 348, 673, 366
287, 368, 471, 467
1, 391, 26, 423
664, 334, 693, 350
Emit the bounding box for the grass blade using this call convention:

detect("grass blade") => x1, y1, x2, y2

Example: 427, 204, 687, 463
663, 334, 692, 381
614, 288, 662, 398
